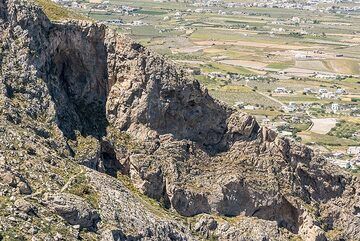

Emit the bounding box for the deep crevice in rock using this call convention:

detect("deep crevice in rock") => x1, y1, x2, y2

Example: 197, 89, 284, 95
252, 198, 300, 234
215, 181, 300, 233
100, 140, 128, 177
43, 26, 110, 140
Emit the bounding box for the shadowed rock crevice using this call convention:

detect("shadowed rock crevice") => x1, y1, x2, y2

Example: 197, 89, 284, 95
296, 166, 346, 201
73, 136, 129, 177
100, 140, 128, 177
252, 198, 300, 234
188, 180, 301, 233
1, 1, 360, 240
43, 25, 110, 140
171, 189, 211, 216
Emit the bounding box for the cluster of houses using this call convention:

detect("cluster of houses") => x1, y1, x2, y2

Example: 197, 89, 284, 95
205, 72, 276, 82
327, 146, 360, 170
111, 5, 139, 15
260, 113, 311, 137
52, 0, 86, 8
304, 87, 347, 100
327, 4, 360, 14
103, 19, 147, 27
158, 0, 358, 17
328, 103, 360, 116
234, 102, 261, 111
275, 92, 358, 115
91, 2, 140, 16
52, 0, 359, 21
212, 0, 359, 14
52, 0, 140, 16
274, 86, 348, 100
274, 87, 292, 94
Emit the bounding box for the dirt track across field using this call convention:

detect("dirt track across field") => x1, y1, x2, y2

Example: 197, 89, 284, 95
218, 59, 268, 69
194, 40, 308, 50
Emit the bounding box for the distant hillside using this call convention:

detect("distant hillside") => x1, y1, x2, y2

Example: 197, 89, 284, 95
34, 0, 88, 21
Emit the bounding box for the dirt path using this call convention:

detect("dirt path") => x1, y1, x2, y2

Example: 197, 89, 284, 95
61, 170, 84, 192
257, 91, 286, 108
194, 40, 308, 50
218, 59, 268, 69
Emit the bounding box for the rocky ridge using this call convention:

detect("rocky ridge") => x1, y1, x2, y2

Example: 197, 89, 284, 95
0, 0, 359, 240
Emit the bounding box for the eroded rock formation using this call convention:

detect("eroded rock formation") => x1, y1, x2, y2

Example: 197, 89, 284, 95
0, 0, 359, 240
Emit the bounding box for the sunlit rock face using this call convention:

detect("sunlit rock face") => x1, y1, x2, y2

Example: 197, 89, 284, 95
0, 1, 359, 240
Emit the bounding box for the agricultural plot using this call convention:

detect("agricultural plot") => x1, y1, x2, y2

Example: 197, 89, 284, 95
299, 131, 359, 148
209, 90, 281, 108
64, 0, 360, 154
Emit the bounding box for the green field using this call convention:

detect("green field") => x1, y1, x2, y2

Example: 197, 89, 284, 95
299, 131, 359, 147
52, 0, 360, 152
209, 90, 281, 107
201, 62, 255, 75
267, 61, 294, 70
329, 120, 360, 139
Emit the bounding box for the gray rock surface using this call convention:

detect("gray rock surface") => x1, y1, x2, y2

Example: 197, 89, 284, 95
0, 0, 359, 240
43, 193, 100, 230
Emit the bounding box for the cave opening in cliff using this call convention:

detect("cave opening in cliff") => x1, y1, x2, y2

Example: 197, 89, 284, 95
217, 181, 301, 234
44, 31, 110, 140
100, 140, 129, 177
251, 198, 301, 234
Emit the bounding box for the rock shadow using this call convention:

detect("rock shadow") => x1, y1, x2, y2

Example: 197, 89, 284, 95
43, 24, 109, 140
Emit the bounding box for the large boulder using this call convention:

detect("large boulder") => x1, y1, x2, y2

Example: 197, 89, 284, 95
43, 193, 100, 230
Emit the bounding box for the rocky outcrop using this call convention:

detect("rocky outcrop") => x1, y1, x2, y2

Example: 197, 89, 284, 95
0, 0, 359, 240
43, 193, 100, 230
0, 168, 32, 195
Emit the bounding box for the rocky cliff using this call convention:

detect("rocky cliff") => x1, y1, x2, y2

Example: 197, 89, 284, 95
0, 1, 359, 240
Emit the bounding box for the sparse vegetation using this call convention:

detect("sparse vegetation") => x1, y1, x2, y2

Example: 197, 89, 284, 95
329, 120, 360, 140
1, 0, 360, 240
73, 132, 100, 162
67, 173, 100, 209
106, 126, 140, 151
117, 174, 176, 219
34, 0, 89, 21
299, 131, 358, 146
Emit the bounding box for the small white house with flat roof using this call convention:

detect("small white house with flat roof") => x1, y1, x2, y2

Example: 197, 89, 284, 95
318, 88, 328, 94
274, 87, 287, 93
331, 103, 340, 113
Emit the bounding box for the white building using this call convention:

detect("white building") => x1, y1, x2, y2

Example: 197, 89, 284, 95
244, 105, 256, 110
321, 92, 337, 99
318, 88, 328, 94
132, 20, 146, 26
347, 146, 360, 155
274, 87, 287, 93
331, 103, 340, 113
335, 88, 346, 95
295, 53, 308, 60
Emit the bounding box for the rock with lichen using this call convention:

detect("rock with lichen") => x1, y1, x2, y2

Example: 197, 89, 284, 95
0, 0, 359, 240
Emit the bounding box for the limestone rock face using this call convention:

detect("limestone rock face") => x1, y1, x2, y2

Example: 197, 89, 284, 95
43, 193, 100, 230
0, 0, 359, 240
14, 198, 37, 215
